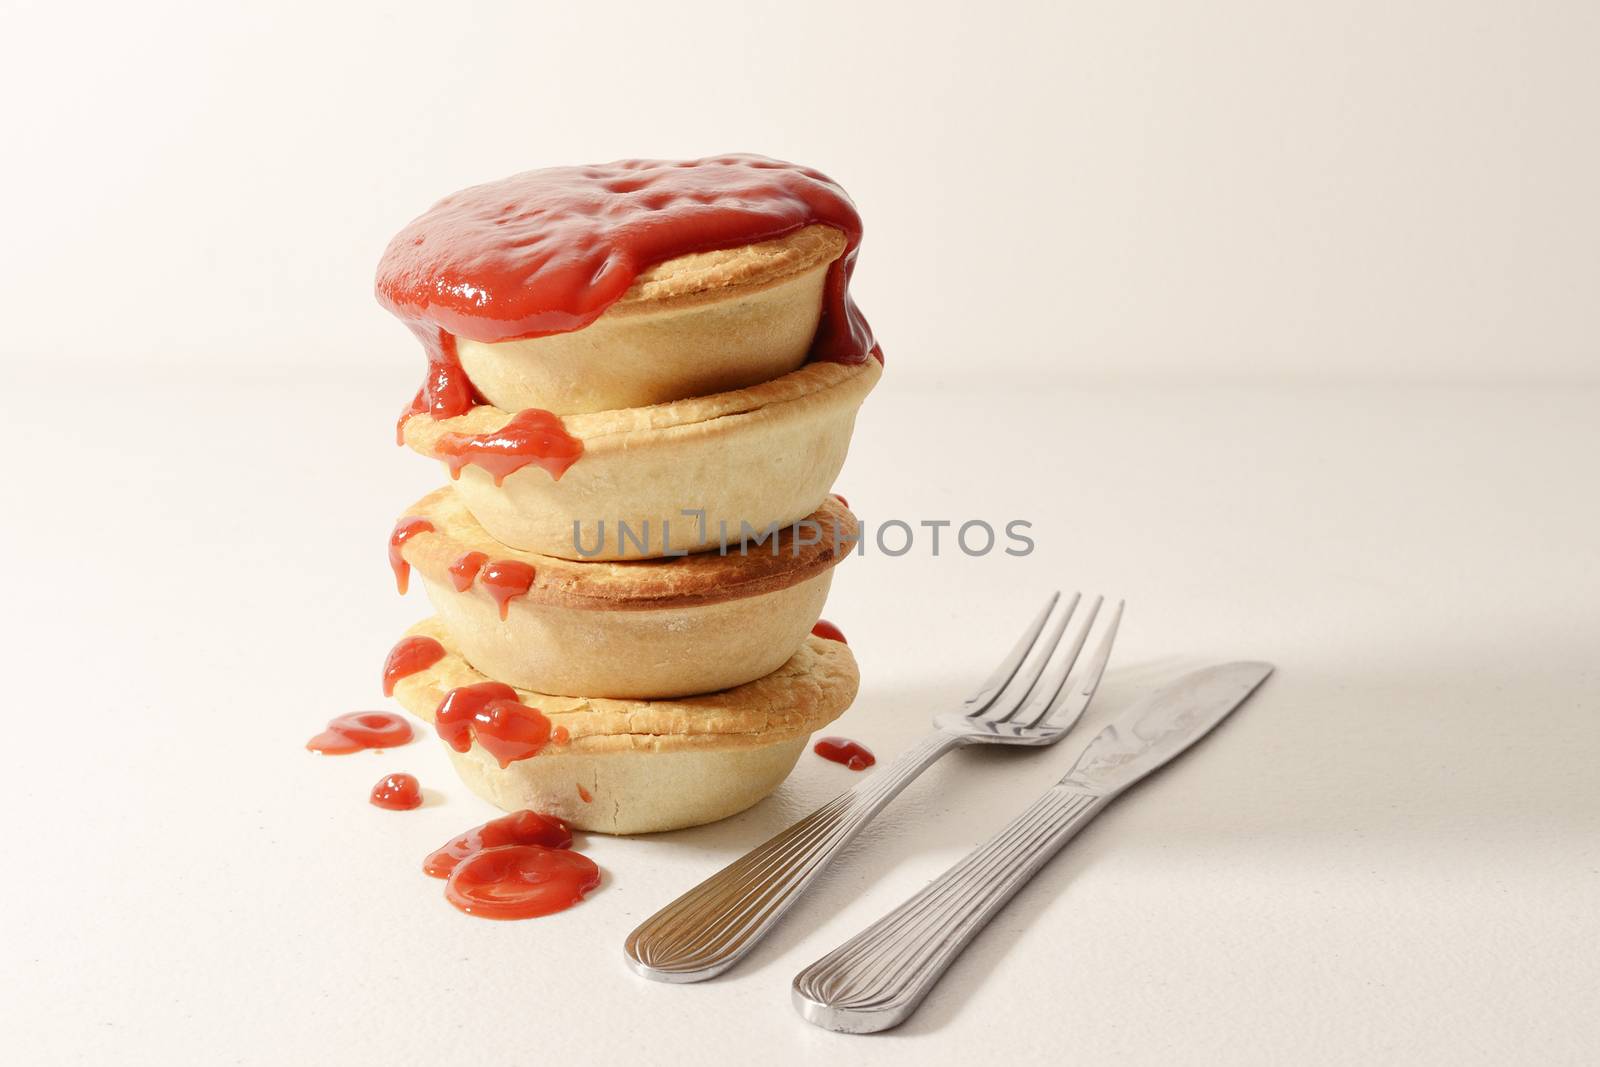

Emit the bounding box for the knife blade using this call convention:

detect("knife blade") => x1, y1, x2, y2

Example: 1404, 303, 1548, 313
792, 661, 1274, 1034
1058, 660, 1273, 796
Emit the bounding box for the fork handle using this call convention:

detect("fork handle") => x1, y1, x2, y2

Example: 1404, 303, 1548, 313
791, 784, 1108, 1033
624, 731, 965, 982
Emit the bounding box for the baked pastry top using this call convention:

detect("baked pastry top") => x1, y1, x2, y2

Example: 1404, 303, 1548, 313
392, 617, 859, 753
376, 156, 875, 353
606, 224, 846, 313
398, 488, 858, 610
403, 356, 880, 448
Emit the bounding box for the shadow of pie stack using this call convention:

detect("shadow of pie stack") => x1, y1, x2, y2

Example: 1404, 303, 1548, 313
374, 156, 881, 834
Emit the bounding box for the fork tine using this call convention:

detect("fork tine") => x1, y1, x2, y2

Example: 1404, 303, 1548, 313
1028, 599, 1124, 730
983, 593, 1083, 723
1006, 595, 1104, 725
959, 591, 1061, 716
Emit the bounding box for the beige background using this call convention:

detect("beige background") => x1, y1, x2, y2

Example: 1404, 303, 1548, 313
2, 0, 1595, 386
2, 4, 1596, 1066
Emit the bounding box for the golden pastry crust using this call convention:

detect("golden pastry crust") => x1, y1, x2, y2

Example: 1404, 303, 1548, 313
405, 357, 878, 453
610, 224, 847, 312
399, 489, 857, 611
401, 357, 880, 560
450, 228, 853, 417
416, 567, 833, 698
391, 617, 859, 755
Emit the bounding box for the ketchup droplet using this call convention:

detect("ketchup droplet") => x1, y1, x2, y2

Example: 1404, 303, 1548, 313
306, 712, 414, 754
577, 785, 593, 804
444, 845, 600, 920
370, 773, 422, 810
382, 635, 446, 697
434, 682, 554, 767
811, 619, 847, 644
424, 811, 573, 877
833, 493, 850, 509
388, 517, 434, 594
814, 736, 874, 770
478, 560, 536, 620
435, 410, 584, 485
449, 550, 488, 592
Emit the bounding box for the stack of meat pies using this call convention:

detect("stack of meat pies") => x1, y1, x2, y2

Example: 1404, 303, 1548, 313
375, 156, 880, 834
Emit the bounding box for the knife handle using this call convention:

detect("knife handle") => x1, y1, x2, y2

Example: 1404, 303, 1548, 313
791, 785, 1107, 1033
624, 730, 965, 982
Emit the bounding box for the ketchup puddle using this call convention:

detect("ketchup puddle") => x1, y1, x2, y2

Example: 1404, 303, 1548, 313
306, 712, 414, 754
814, 736, 875, 771
424, 811, 598, 920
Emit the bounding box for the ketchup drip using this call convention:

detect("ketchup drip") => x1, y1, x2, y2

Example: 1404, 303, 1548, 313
435, 410, 584, 484
388, 517, 434, 594
375, 155, 881, 423
424, 810, 573, 877
444, 845, 600, 920
370, 773, 423, 810
577, 785, 593, 804
396, 328, 480, 440
434, 682, 555, 767
479, 560, 536, 619
306, 712, 414, 755
448, 550, 488, 591
814, 736, 875, 770
382, 635, 446, 696
811, 619, 848, 644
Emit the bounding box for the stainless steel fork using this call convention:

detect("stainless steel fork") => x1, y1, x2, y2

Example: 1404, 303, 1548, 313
624, 591, 1123, 982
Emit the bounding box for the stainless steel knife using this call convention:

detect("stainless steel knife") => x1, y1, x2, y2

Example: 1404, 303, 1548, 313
791, 661, 1274, 1034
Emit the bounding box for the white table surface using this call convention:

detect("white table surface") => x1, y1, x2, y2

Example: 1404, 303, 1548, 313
4, 372, 1596, 1065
